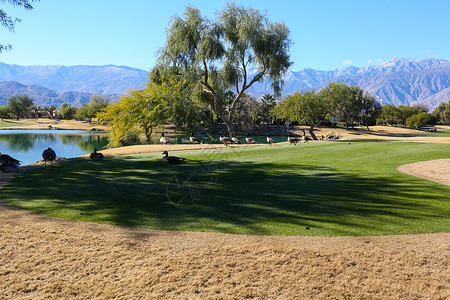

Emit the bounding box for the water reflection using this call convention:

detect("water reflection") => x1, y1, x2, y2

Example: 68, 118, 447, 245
0, 130, 108, 165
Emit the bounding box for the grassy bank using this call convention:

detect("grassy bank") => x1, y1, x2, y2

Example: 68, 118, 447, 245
2, 142, 449, 236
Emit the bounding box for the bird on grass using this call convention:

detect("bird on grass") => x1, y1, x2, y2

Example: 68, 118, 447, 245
301, 129, 312, 143
266, 133, 276, 145
231, 136, 240, 144
161, 151, 186, 164
189, 132, 201, 144
0, 153, 21, 166
0, 153, 21, 173
288, 133, 301, 145
245, 134, 257, 144
219, 132, 233, 146
42, 147, 56, 166
90, 148, 104, 160
0, 163, 20, 173
160, 133, 170, 145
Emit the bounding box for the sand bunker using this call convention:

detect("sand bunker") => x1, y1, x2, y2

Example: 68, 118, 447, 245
398, 159, 450, 186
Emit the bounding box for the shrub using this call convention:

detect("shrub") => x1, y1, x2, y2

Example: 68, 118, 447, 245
406, 112, 437, 129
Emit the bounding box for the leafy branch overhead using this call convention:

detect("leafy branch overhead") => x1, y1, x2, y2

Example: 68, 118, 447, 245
153, 2, 292, 137
0, 0, 38, 53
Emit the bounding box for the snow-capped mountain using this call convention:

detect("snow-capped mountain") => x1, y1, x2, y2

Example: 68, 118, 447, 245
0, 63, 147, 95
0, 58, 449, 110
249, 58, 450, 110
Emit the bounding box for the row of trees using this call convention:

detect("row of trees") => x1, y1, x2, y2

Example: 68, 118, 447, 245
2, 3, 449, 148
0, 94, 110, 121
272, 82, 378, 139
377, 102, 450, 128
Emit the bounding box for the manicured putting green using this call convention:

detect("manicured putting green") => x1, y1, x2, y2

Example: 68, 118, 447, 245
2, 142, 449, 236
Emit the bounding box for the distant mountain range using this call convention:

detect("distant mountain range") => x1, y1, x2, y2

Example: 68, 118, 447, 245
249, 58, 450, 110
0, 58, 449, 110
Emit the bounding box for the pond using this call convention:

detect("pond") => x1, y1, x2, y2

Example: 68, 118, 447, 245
0, 130, 109, 166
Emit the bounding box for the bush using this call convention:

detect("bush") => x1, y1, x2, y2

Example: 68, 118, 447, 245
406, 113, 437, 129
432, 100, 450, 125
119, 130, 144, 147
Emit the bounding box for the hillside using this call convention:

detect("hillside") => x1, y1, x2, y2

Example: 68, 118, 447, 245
0, 63, 147, 95
1, 58, 449, 110
0, 81, 119, 107
249, 58, 450, 110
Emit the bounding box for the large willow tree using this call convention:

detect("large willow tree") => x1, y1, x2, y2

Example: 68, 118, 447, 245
153, 3, 292, 137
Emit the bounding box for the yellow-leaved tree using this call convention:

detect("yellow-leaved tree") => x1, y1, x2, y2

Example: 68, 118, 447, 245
98, 75, 201, 147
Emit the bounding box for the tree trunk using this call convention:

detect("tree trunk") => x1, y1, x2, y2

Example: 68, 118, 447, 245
224, 118, 235, 137
144, 125, 153, 144
211, 93, 235, 137
308, 125, 318, 140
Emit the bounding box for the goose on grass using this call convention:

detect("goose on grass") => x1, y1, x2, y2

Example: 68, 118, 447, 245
288, 133, 301, 145
266, 133, 276, 145
219, 132, 233, 146
245, 134, 257, 144
0, 153, 21, 166
160, 133, 170, 145
0, 153, 21, 172
301, 129, 312, 143
189, 132, 201, 144
0, 163, 20, 173
90, 148, 104, 160
231, 136, 240, 144
161, 151, 186, 164
42, 147, 56, 166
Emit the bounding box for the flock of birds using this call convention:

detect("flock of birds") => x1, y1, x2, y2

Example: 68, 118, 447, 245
161, 131, 313, 147
0, 131, 322, 170
0, 147, 105, 173
159, 130, 315, 164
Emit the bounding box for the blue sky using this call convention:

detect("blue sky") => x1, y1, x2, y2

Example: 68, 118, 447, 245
1, 0, 449, 71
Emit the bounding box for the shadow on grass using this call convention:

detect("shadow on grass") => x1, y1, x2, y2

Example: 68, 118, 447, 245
2, 155, 449, 236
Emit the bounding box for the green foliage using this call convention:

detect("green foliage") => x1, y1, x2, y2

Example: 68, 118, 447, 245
0, 105, 10, 119
56, 102, 77, 119
321, 82, 365, 129
3, 142, 449, 236
378, 104, 429, 126
360, 92, 380, 129
99, 74, 200, 147
273, 91, 326, 124
406, 112, 437, 129
260, 94, 276, 125
0, 0, 37, 53
272, 91, 327, 138
153, 3, 292, 136
233, 96, 263, 125
7, 94, 35, 119
76, 94, 110, 123
433, 100, 450, 125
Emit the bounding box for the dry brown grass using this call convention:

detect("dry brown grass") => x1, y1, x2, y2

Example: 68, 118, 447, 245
0, 121, 449, 299
1, 201, 449, 299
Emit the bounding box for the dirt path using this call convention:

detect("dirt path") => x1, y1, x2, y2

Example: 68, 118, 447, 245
0, 124, 449, 299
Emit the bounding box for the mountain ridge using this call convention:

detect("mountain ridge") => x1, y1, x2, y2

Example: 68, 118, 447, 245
0, 58, 449, 110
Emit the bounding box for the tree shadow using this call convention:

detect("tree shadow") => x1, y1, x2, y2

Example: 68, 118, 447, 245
2, 155, 449, 236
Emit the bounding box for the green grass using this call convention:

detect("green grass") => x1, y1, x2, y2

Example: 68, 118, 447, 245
2, 142, 449, 236
0, 120, 35, 127
403, 128, 450, 137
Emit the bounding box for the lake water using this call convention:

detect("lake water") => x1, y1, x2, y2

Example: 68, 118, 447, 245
0, 130, 109, 166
